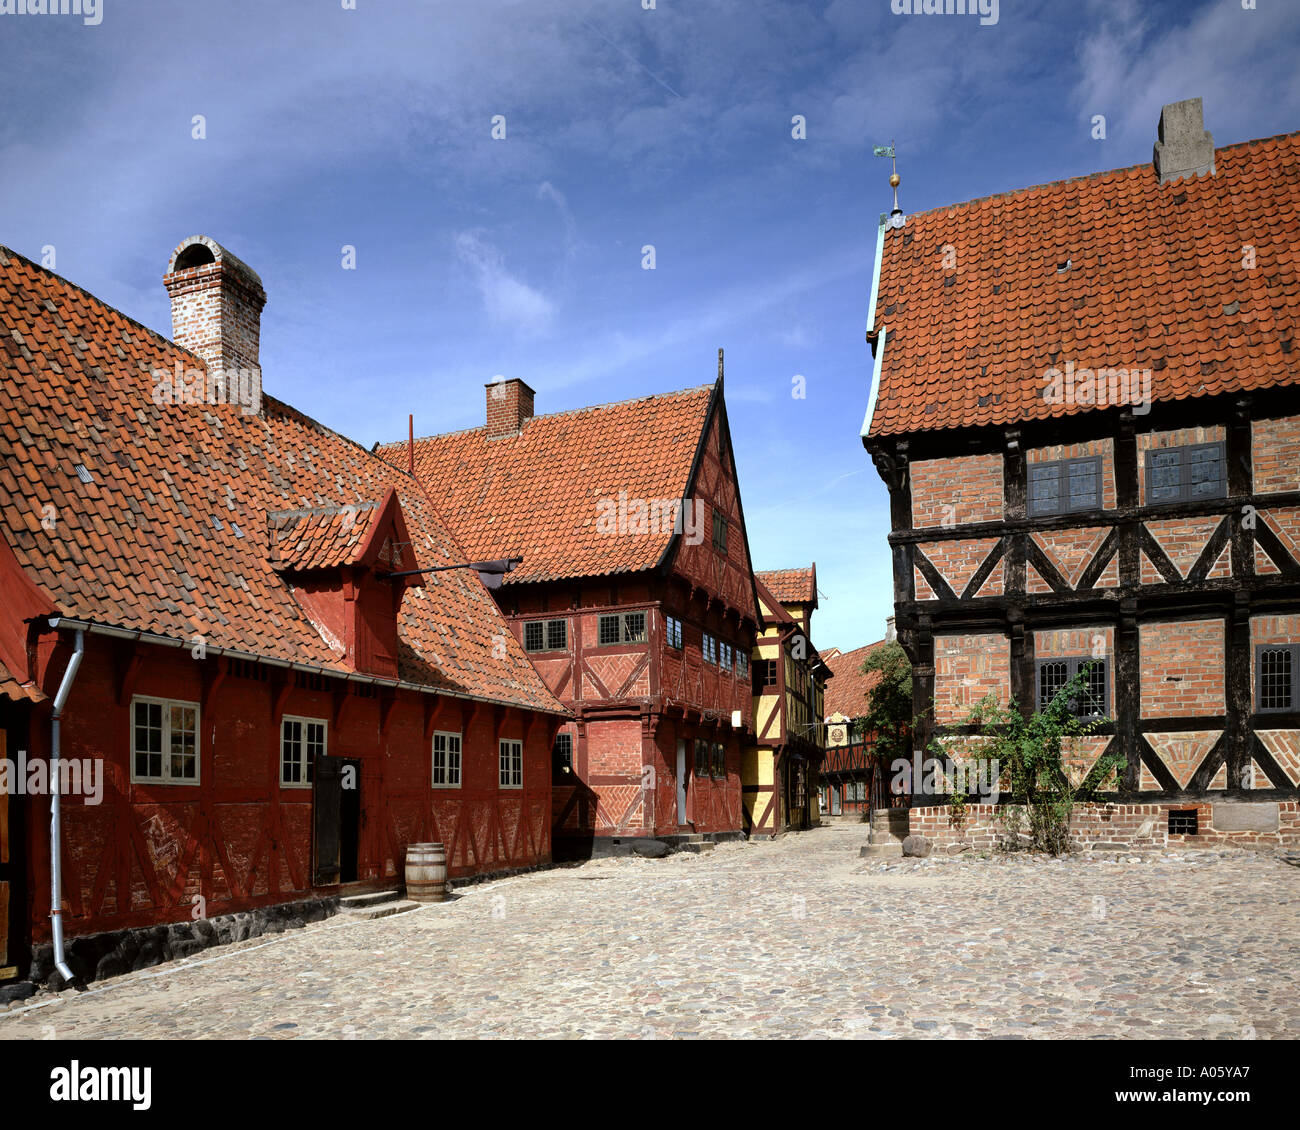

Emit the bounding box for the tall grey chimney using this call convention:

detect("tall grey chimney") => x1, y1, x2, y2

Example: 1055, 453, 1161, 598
1153, 98, 1216, 184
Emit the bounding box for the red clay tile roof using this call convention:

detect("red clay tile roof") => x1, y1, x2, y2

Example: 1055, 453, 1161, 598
754, 566, 817, 608
375, 385, 717, 585
866, 131, 1300, 438
0, 246, 564, 714
269, 502, 378, 571
0, 658, 45, 703
823, 639, 889, 720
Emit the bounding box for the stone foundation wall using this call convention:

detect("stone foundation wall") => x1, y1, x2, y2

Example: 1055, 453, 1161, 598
907, 800, 1300, 851
23, 895, 338, 991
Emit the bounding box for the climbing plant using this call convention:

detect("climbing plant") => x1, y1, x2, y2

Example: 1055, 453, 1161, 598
934, 663, 1124, 855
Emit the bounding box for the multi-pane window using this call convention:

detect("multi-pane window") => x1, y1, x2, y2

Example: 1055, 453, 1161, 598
1035, 657, 1108, 719
432, 731, 463, 788
665, 615, 683, 650
712, 509, 728, 553
1256, 644, 1300, 712
1028, 456, 1103, 516
524, 618, 567, 652
712, 742, 725, 777
553, 732, 573, 774
1145, 442, 1226, 504
281, 715, 326, 787
737, 651, 749, 678
132, 697, 199, 784
720, 642, 733, 671
598, 611, 647, 645
703, 633, 717, 664
752, 658, 777, 693
499, 739, 523, 788
694, 739, 710, 777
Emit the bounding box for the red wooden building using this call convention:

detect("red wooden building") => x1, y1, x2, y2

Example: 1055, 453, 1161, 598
820, 640, 890, 817
375, 364, 762, 856
0, 236, 566, 984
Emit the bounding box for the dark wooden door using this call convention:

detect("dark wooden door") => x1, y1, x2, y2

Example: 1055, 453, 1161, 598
312, 754, 342, 886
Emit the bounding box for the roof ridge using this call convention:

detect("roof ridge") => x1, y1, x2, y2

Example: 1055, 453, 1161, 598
0, 245, 428, 487
0, 243, 205, 366
897, 127, 1300, 225
378, 381, 717, 450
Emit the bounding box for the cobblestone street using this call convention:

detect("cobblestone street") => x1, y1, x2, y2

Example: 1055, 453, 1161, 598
3, 824, 1297, 1040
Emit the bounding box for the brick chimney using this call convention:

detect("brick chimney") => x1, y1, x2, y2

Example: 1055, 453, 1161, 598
1153, 98, 1216, 184
485, 377, 535, 438
163, 235, 266, 414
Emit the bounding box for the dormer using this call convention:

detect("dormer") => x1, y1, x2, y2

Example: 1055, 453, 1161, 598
269, 487, 419, 679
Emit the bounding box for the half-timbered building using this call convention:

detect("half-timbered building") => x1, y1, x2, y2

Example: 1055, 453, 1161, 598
0, 237, 567, 985
376, 365, 761, 857
744, 568, 830, 835
863, 100, 1300, 848
820, 637, 889, 817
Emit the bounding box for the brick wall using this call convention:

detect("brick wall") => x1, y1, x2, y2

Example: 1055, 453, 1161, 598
915, 537, 1001, 597
1139, 619, 1225, 718
910, 454, 1003, 529
933, 631, 1010, 724
585, 718, 645, 778
1251, 414, 1300, 494
1029, 526, 1111, 591
908, 801, 1300, 850
1142, 516, 1229, 581
486, 378, 535, 438
1026, 437, 1116, 508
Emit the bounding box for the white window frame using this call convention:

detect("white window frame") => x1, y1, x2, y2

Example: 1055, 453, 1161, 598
499, 738, 523, 789
280, 714, 327, 789
432, 730, 463, 788
130, 695, 201, 785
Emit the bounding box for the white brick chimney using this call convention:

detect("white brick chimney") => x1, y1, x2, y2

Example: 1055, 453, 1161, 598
163, 235, 266, 414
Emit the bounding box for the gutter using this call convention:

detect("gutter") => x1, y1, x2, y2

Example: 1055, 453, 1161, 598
43, 617, 570, 717
47, 624, 84, 984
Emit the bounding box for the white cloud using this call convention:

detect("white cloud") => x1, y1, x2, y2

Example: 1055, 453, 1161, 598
454, 230, 555, 336
1072, 0, 1300, 153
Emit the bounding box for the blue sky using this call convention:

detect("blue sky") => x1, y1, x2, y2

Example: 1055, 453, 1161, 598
4, 0, 1299, 651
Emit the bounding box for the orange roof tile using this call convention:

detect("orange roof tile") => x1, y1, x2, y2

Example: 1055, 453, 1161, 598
0, 246, 564, 714
375, 385, 717, 584
823, 639, 890, 720
0, 658, 45, 703
866, 131, 1300, 438
754, 566, 817, 608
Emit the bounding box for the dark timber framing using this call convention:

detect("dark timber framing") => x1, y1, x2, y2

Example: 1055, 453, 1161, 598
866, 385, 1300, 807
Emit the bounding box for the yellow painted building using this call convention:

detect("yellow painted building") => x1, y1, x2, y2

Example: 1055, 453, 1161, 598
743, 566, 831, 836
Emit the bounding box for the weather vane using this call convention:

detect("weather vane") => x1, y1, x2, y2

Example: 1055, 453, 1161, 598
874, 140, 904, 229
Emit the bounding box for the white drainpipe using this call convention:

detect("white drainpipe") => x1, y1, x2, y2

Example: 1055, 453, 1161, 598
48, 624, 84, 984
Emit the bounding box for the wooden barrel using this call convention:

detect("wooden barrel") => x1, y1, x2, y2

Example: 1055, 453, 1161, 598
404, 842, 448, 902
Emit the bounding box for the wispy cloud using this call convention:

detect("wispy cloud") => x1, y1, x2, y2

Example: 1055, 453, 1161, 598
454, 230, 555, 336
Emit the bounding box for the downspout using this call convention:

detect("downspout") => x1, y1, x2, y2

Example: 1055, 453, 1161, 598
49, 625, 85, 984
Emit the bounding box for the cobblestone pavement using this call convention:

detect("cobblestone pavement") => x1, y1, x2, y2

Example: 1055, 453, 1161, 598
3, 824, 1297, 1039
